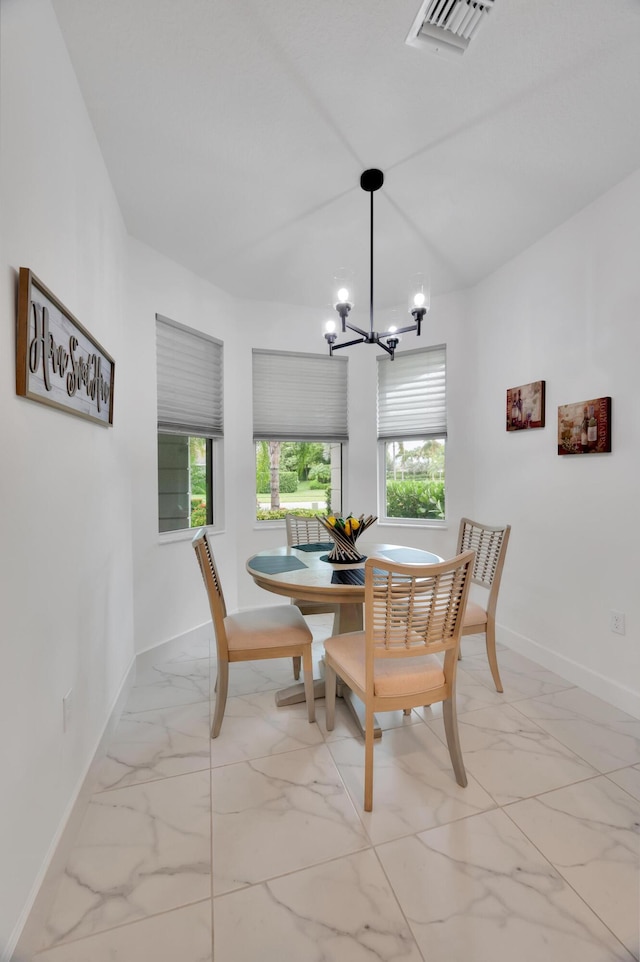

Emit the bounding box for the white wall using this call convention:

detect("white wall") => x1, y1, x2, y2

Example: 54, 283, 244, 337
468, 169, 640, 716
126, 237, 239, 654
0, 0, 134, 955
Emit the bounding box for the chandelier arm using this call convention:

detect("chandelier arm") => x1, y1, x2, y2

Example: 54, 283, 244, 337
344, 320, 370, 339
378, 322, 419, 338
329, 336, 367, 352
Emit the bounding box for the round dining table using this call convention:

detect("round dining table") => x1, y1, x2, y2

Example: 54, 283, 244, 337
246, 541, 443, 734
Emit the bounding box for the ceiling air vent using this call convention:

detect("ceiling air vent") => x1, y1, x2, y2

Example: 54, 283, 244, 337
405, 0, 495, 58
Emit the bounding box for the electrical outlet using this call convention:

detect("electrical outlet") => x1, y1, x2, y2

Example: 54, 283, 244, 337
62, 689, 73, 732
610, 610, 625, 636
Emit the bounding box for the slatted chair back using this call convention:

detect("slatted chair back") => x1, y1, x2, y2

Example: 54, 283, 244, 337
285, 514, 326, 547
457, 517, 511, 617
192, 529, 229, 659
284, 514, 337, 638
365, 551, 475, 675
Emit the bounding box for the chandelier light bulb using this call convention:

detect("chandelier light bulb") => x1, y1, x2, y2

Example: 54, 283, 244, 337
408, 272, 430, 315
337, 287, 349, 303
325, 319, 336, 334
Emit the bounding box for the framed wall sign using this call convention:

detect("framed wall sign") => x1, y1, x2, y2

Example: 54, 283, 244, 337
557, 396, 611, 455
16, 268, 115, 426
506, 380, 545, 431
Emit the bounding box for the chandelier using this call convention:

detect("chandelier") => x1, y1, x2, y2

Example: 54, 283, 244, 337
323, 168, 429, 360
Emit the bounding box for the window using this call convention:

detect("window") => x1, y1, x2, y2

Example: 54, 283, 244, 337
156, 315, 223, 533
252, 350, 348, 520
377, 345, 446, 522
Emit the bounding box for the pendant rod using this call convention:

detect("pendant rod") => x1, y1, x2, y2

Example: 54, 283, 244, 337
369, 187, 374, 338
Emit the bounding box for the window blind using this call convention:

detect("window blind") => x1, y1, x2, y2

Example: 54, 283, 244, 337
377, 345, 446, 440
252, 349, 348, 441
156, 315, 223, 437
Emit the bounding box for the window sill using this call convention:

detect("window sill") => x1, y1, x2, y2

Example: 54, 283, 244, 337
159, 525, 225, 545
377, 519, 448, 531
253, 519, 286, 531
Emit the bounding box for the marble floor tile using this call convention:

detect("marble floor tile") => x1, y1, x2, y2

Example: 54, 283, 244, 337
306, 613, 336, 639
126, 659, 210, 713
608, 764, 640, 802
208, 690, 324, 766
419, 665, 506, 717
458, 630, 506, 659
377, 809, 635, 962
136, 633, 212, 671
213, 850, 423, 962
514, 687, 640, 772
314, 696, 371, 741
222, 657, 306, 698
328, 723, 496, 844
210, 744, 368, 896
34, 900, 212, 962
506, 776, 640, 958
460, 648, 575, 701
40, 770, 211, 949
25, 620, 640, 962
427, 703, 598, 805
93, 701, 211, 792
316, 697, 422, 744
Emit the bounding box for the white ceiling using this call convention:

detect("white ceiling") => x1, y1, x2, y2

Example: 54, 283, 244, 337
51, 0, 640, 319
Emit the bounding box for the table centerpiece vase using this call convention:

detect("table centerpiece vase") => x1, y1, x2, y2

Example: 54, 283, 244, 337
317, 513, 377, 564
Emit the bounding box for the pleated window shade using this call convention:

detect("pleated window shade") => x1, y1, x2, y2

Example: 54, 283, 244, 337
377, 345, 446, 440
252, 349, 348, 441
156, 315, 223, 437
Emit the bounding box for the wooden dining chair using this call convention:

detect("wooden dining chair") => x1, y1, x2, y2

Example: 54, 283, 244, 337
324, 550, 475, 812
192, 529, 316, 737
457, 517, 511, 693
285, 513, 338, 680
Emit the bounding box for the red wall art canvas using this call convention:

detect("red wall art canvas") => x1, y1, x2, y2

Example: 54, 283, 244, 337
557, 396, 611, 455
506, 380, 545, 431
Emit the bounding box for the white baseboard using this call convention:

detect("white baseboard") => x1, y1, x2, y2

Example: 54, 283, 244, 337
8, 657, 136, 962
135, 622, 212, 670
499, 625, 640, 720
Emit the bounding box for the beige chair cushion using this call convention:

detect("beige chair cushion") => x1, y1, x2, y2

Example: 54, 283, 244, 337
225, 605, 312, 652
325, 632, 445, 697
463, 601, 488, 629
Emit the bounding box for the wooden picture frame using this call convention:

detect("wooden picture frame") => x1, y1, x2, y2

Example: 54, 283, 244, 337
16, 268, 115, 426
557, 396, 611, 455
506, 380, 545, 431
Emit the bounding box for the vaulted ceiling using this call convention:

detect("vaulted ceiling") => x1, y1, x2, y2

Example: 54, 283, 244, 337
51, 0, 640, 322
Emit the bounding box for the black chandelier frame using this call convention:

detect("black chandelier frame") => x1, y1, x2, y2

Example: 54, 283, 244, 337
324, 168, 426, 360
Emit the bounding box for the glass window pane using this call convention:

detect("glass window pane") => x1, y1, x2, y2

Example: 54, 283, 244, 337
158, 434, 212, 532
255, 441, 341, 521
